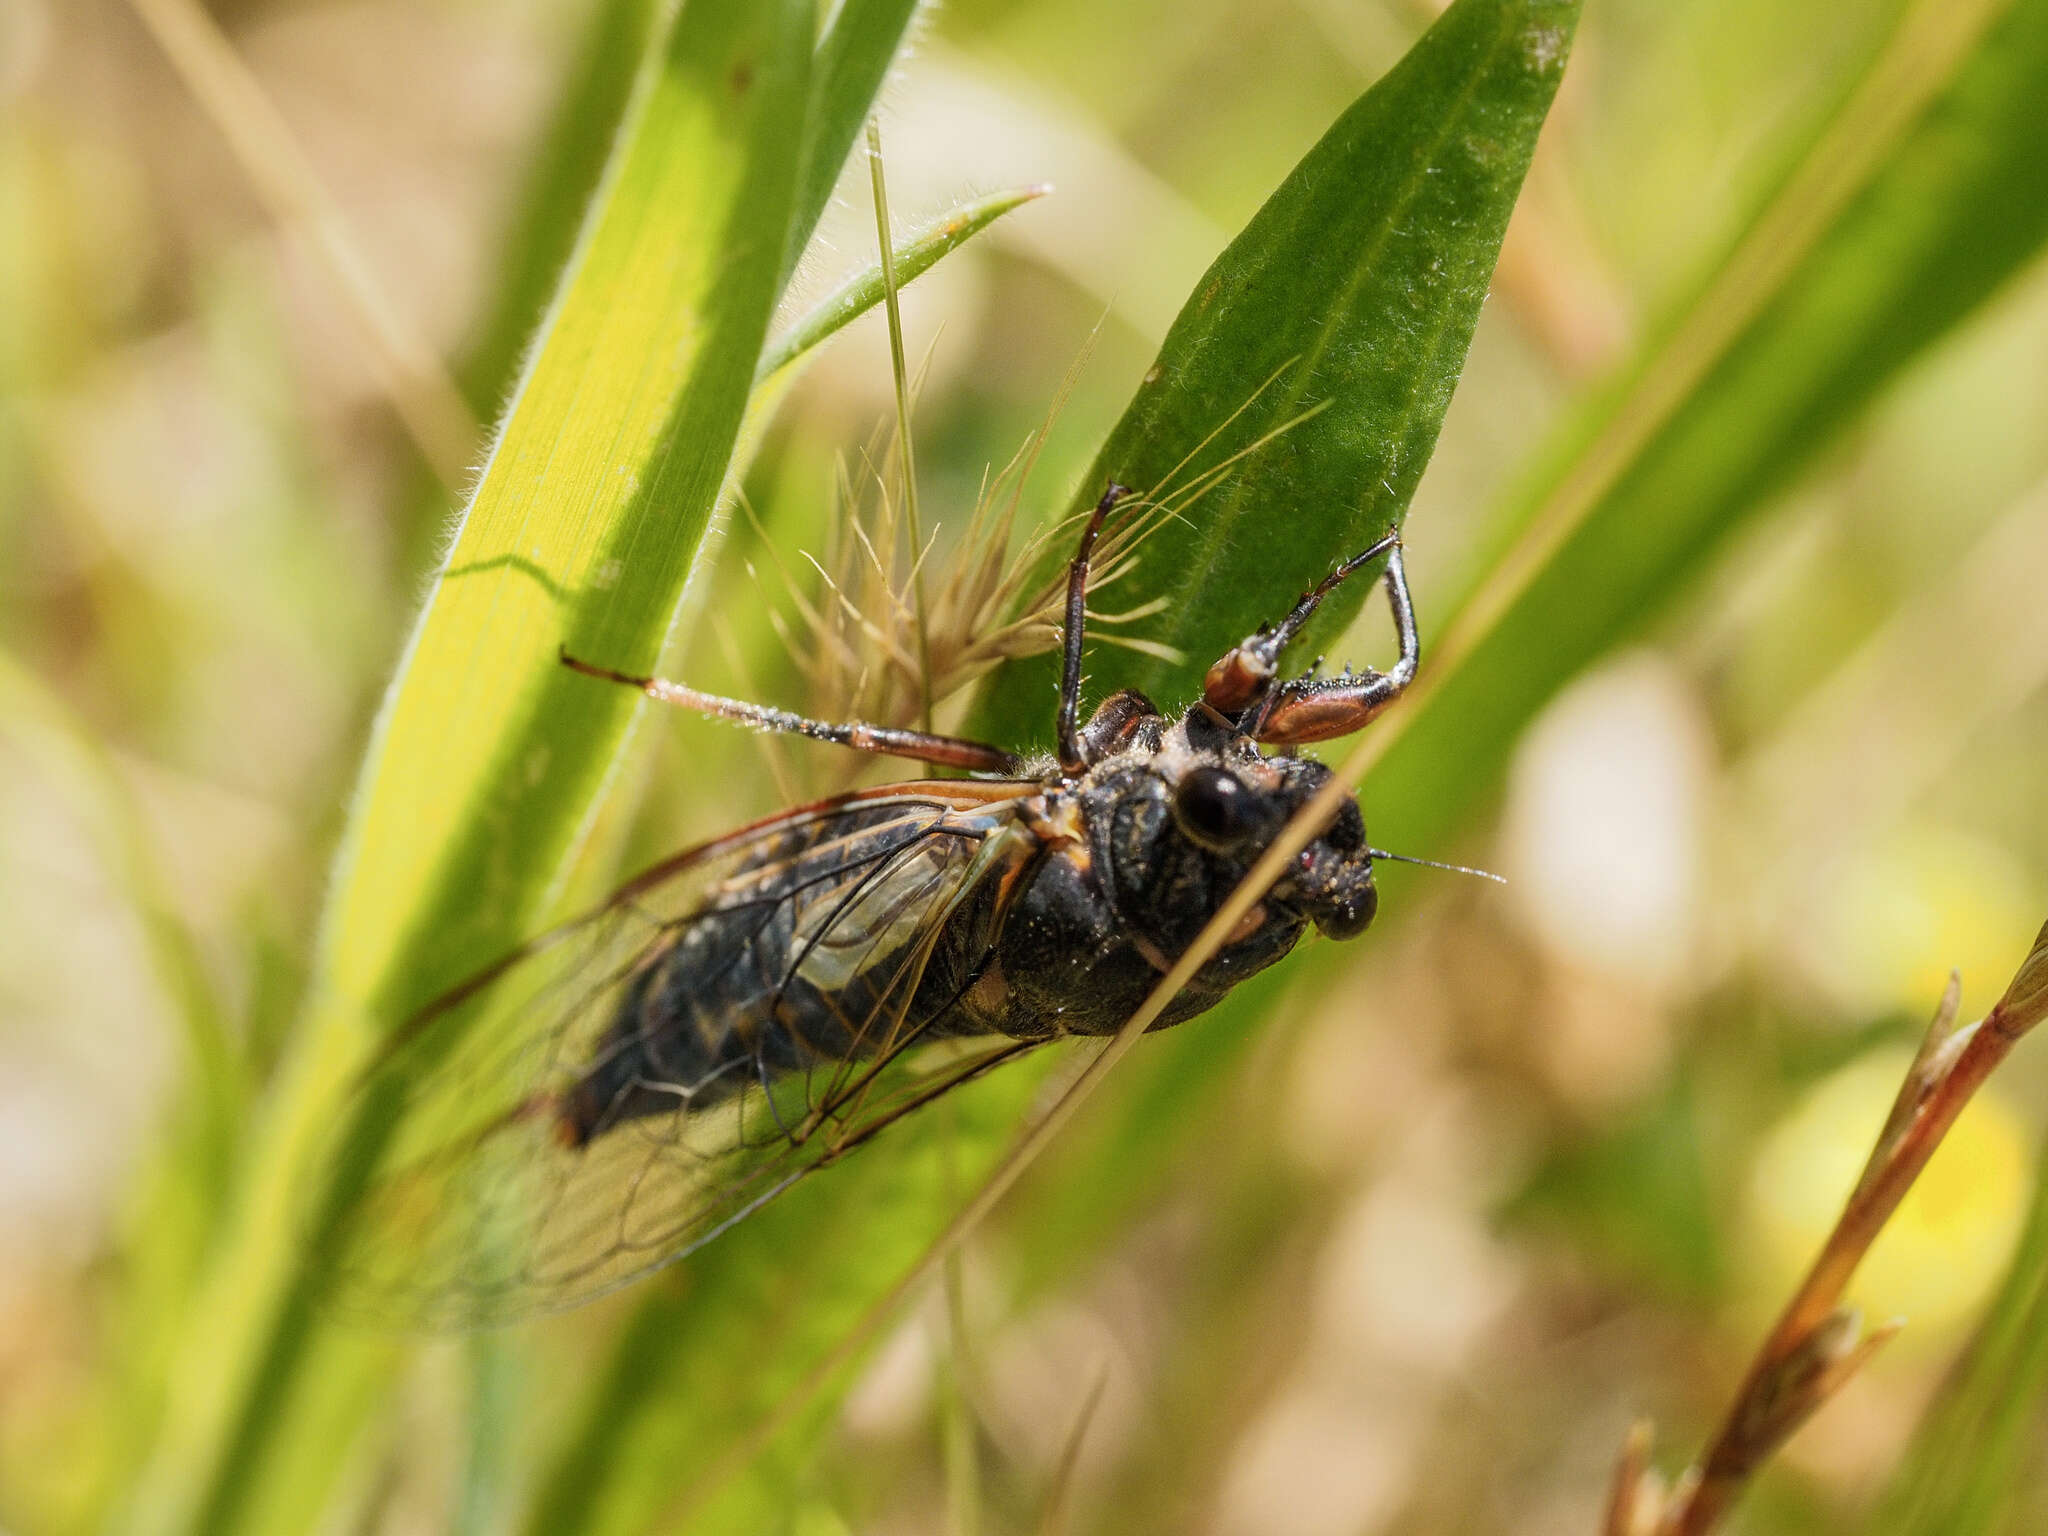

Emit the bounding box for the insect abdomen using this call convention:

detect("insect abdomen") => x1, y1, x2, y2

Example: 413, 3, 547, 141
557, 811, 996, 1144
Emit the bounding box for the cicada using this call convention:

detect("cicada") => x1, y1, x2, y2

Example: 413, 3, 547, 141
338, 486, 1421, 1324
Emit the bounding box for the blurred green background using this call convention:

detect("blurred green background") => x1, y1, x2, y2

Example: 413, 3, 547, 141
5, 0, 2048, 1533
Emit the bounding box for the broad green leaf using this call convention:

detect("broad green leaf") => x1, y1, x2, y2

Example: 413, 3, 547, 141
1367, 0, 2048, 857
972, 0, 1579, 743
122, 2, 815, 1531
524, 3, 1578, 1525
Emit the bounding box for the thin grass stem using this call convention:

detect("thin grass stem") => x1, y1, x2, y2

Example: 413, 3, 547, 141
126, 0, 478, 485
867, 119, 934, 730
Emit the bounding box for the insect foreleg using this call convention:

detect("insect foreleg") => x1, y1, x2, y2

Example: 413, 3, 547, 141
559, 650, 1022, 774
1241, 542, 1419, 746
1203, 530, 1402, 716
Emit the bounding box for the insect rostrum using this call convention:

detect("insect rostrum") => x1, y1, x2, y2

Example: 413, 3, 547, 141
341, 486, 1418, 1324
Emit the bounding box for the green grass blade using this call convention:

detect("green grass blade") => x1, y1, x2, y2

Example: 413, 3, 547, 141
783, 0, 926, 289
0, 651, 240, 1163
0, 651, 245, 1522
389, 0, 659, 579
1875, 1138, 2048, 1534
458, 0, 663, 415
120, 3, 815, 1532
1367, 0, 2048, 856
523, 1067, 1042, 1536
454, 1329, 525, 1536
322, 5, 811, 1015
758, 187, 1047, 383
472, 0, 920, 414
972, 0, 1579, 742
979, 965, 1286, 1305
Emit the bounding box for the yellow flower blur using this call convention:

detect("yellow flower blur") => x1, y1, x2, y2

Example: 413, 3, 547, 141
1745, 1048, 2033, 1338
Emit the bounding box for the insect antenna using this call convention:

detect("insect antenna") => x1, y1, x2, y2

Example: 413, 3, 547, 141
1366, 847, 1506, 884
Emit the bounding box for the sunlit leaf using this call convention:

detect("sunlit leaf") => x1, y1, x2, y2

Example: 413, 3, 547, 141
123, 3, 815, 1531
972, 0, 1579, 741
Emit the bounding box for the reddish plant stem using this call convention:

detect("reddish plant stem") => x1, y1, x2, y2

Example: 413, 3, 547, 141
1620, 918, 2048, 1536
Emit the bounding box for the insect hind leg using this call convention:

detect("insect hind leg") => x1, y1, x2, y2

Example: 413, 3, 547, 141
559, 649, 1022, 774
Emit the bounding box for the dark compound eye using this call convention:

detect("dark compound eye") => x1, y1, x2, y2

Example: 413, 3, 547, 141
1314, 878, 1377, 941
1172, 764, 1257, 850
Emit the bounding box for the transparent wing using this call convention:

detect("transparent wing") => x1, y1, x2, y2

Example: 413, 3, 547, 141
326, 780, 1044, 1328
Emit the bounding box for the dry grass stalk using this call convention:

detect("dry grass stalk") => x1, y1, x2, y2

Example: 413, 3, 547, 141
1037, 1369, 1111, 1536
127, 0, 478, 484
753, 359, 1328, 769
1604, 918, 2048, 1536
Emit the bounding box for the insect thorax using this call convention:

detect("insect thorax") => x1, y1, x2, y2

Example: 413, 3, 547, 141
560, 704, 1377, 1147
960, 704, 1377, 1041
